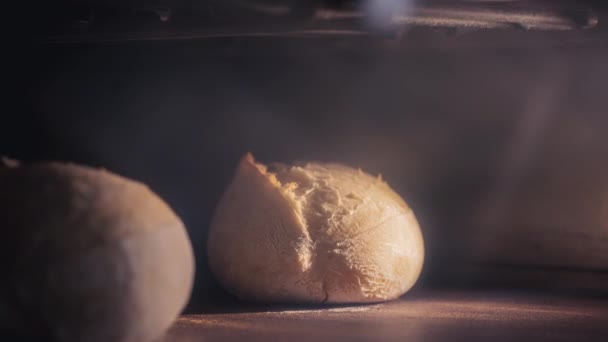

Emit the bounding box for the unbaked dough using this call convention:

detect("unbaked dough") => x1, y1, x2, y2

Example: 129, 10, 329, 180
0, 160, 194, 342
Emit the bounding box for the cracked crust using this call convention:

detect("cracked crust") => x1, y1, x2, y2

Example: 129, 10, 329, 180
208, 154, 424, 304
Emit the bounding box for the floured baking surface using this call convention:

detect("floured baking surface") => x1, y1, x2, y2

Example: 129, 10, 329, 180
208, 153, 424, 304
167, 290, 608, 342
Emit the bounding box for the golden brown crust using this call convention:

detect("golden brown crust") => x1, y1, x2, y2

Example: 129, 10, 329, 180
208, 154, 424, 304
208, 154, 317, 302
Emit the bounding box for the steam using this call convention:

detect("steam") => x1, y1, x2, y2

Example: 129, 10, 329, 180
363, 0, 414, 31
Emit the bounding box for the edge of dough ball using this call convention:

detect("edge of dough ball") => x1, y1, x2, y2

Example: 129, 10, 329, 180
0, 161, 195, 342
208, 153, 424, 304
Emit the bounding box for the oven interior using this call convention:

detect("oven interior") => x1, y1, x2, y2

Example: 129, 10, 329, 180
6, 0, 608, 340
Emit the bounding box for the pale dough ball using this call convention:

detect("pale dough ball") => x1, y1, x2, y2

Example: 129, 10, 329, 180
208, 154, 424, 304
0, 160, 194, 342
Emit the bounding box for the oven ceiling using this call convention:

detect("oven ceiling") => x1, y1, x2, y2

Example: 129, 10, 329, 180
28, 1, 605, 44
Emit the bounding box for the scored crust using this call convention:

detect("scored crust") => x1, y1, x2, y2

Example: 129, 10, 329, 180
208, 153, 424, 303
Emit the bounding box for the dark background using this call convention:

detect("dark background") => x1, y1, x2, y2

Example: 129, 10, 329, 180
5, 1, 608, 310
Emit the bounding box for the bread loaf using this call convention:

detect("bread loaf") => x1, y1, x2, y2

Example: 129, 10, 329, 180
208, 154, 423, 304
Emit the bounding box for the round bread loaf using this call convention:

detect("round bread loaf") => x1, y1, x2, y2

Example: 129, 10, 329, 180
208, 154, 424, 304
0, 160, 194, 342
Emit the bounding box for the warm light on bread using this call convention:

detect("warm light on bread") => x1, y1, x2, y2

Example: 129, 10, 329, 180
208, 153, 424, 304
